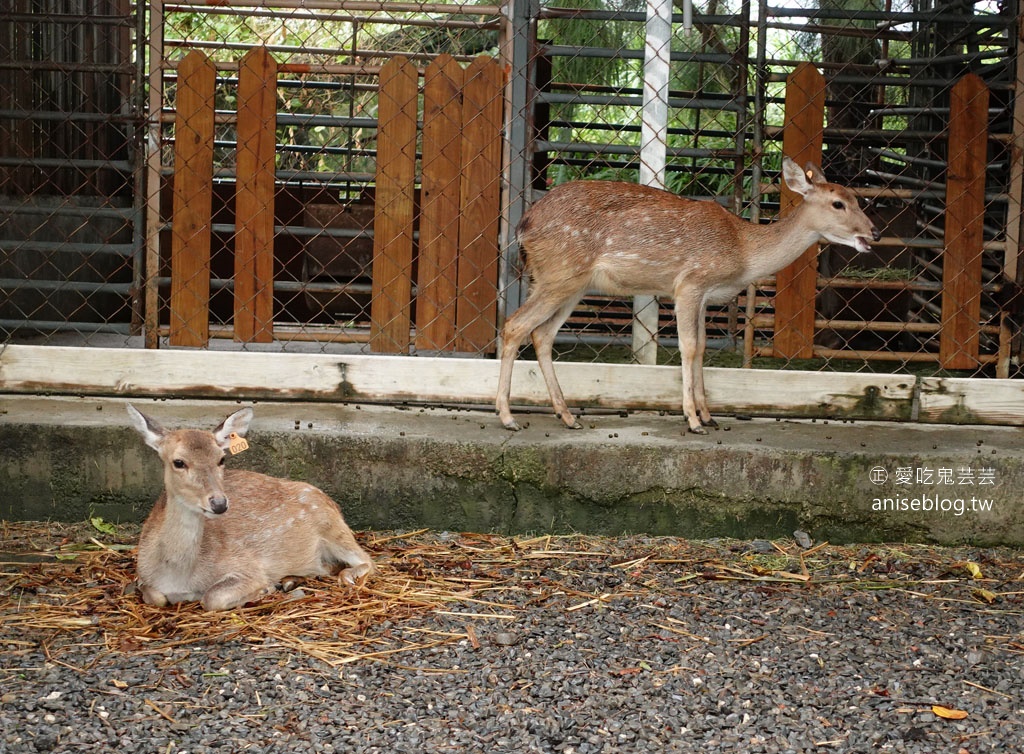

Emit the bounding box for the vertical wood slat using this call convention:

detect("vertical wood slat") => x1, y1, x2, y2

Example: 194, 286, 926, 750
168, 51, 216, 347
234, 47, 277, 344
370, 56, 418, 353
416, 54, 465, 351
940, 73, 990, 370
773, 62, 826, 361
455, 56, 505, 353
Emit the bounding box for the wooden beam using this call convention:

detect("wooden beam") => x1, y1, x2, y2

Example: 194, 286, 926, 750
773, 62, 825, 361
168, 51, 216, 347
369, 56, 419, 354
919, 375, 1024, 425
234, 47, 278, 344
940, 73, 990, 370
0, 344, 920, 423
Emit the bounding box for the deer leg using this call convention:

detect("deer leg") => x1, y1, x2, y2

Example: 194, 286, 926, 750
320, 526, 376, 585
674, 293, 706, 434
201, 571, 274, 612
140, 584, 170, 607
531, 298, 585, 429
692, 305, 717, 428
497, 290, 576, 430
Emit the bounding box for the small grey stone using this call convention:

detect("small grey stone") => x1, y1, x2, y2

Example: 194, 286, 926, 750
793, 530, 813, 549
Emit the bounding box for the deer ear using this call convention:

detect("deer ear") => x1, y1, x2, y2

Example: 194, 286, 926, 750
802, 161, 827, 185
214, 407, 254, 449
781, 157, 813, 197
126, 403, 166, 452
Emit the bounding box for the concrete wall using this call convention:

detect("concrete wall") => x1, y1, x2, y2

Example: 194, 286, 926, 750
2, 395, 1022, 546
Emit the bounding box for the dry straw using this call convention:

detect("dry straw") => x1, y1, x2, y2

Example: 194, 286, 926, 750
1, 523, 541, 667
3, 522, 1022, 668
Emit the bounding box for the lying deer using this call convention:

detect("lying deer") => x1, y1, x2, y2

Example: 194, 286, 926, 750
496, 157, 880, 433
127, 403, 374, 611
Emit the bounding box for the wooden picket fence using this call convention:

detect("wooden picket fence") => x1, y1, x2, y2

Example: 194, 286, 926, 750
772, 63, 997, 371
166, 49, 504, 354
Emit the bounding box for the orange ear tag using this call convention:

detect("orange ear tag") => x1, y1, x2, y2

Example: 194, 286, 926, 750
228, 433, 250, 455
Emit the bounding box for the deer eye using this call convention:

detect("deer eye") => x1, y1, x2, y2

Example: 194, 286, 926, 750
832, 200, 845, 210
172, 459, 187, 470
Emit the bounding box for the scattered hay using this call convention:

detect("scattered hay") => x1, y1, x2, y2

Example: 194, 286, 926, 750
2, 522, 1022, 668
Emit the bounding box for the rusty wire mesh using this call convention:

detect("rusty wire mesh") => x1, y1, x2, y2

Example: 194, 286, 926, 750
0, 0, 1021, 380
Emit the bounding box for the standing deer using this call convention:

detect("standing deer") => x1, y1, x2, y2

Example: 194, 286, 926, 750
127, 403, 374, 611
496, 157, 880, 433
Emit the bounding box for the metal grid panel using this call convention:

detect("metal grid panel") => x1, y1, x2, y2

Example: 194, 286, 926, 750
0, 0, 143, 342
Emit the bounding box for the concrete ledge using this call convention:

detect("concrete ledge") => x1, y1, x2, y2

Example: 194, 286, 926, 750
1, 395, 1022, 546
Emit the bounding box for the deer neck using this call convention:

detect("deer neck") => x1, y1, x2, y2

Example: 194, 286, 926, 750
153, 491, 206, 569
741, 203, 822, 281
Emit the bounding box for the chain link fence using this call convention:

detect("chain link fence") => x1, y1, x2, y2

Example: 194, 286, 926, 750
1, 1, 1020, 381
520, 0, 1020, 378
0, 0, 144, 343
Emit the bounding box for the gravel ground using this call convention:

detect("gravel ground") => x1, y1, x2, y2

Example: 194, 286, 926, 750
2, 522, 1023, 753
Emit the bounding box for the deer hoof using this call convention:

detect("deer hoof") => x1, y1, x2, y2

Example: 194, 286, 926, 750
702, 417, 719, 429
687, 424, 708, 435
502, 419, 523, 432
340, 563, 373, 586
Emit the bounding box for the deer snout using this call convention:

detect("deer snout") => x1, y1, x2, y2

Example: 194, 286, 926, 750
207, 494, 229, 515
851, 225, 881, 253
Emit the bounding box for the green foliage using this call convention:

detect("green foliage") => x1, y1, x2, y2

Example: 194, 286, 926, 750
539, 0, 644, 88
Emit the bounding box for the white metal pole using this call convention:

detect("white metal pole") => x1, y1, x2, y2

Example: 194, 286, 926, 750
633, 0, 672, 365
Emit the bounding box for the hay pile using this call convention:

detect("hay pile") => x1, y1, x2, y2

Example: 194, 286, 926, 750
1, 522, 528, 667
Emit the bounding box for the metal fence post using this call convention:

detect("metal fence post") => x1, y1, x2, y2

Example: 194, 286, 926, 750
634, 0, 673, 365
499, 0, 536, 326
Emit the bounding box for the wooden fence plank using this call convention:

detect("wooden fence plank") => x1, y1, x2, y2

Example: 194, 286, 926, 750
370, 56, 418, 353
940, 73, 990, 370
169, 51, 216, 347
416, 55, 465, 351
773, 62, 825, 361
234, 47, 278, 344
455, 57, 504, 353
